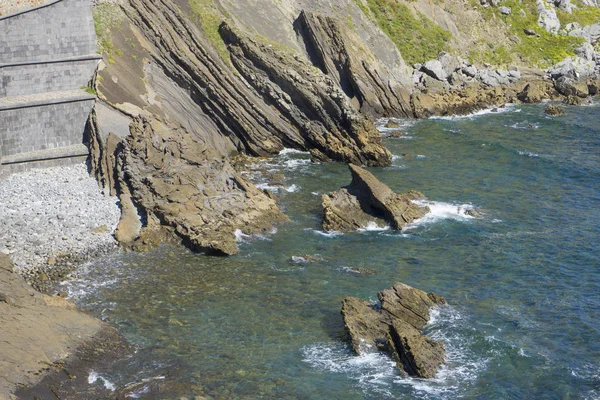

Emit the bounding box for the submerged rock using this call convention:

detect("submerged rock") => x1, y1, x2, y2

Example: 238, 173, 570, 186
385, 120, 402, 129
321, 164, 429, 232
341, 282, 446, 378
545, 104, 565, 115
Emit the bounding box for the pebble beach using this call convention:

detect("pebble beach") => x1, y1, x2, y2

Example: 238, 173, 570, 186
0, 163, 120, 276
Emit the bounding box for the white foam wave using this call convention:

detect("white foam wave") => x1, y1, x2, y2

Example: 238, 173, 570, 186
304, 228, 343, 238
291, 255, 309, 264
234, 229, 251, 243
509, 122, 539, 130
357, 221, 390, 232
406, 200, 477, 228
376, 118, 416, 132
283, 158, 313, 168
279, 148, 311, 156
430, 104, 515, 121
256, 183, 301, 193
303, 305, 487, 399
302, 343, 398, 397
285, 184, 301, 193
88, 371, 116, 391
256, 183, 283, 192
518, 150, 539, 158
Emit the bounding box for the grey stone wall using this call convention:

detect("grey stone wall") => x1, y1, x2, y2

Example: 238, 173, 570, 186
0, 98, 95, 158
0, 0, 99, 171
0, 0, 97, 64
0, 57, 100, 98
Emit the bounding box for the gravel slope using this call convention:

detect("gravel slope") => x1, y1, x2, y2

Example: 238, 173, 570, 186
0, 163, 120, 275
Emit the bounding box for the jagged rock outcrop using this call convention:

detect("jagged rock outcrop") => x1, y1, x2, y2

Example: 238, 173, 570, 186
341, 282, 446, 378
220, 22, 392, 166
295, 10, 413, 119
518, 80, 561, 103
537, 0, 561, 34
118, 117, 288, 255
96, 0, 392, 167
322, 164, 429, 231
545, 103, 565, 115
548, 43, 600, 97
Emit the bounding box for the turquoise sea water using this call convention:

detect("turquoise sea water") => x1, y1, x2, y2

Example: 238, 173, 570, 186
66, 102, 600, 399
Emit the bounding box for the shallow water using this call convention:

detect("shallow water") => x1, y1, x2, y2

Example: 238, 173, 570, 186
66, 102, 600, 399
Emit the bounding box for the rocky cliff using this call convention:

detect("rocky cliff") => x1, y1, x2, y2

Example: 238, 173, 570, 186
88, 0, 600, 252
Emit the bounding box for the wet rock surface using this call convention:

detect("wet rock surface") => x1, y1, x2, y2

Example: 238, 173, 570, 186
545, 103, 565, 115
341, 282, 447, 378
322, 164, 429, 231
0, 254, 131, 399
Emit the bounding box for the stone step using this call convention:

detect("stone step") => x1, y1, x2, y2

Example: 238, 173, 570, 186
0, 89, 95, 111
0, 143, 88, 166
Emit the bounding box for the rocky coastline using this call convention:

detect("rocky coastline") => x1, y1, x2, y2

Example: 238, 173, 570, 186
2, 0, 600, 396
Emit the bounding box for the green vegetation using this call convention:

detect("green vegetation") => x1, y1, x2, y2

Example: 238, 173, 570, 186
469, 44, 513, 66
92, 4, 123, 64
188, 0, 230, 64
81, 86, 97, 96
558, 6, 600, 27
352, 0, 372, 18
364, 0, 452, 65
470, 0, 586, 67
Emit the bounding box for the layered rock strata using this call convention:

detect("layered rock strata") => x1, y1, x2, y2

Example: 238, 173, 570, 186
91, 115, 288, 255
341, 282, 446, 378
322, 164, 429, 231
295, 10, 413, 118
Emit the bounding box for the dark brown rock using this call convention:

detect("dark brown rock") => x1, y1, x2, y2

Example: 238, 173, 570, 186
322, 164, 429, 231
341, 282, 446, 378
564, 95, 584, 105
385, 120, 402, 129
545, 104, 565, 116
387, 320, 446, 379
518, 81, 560, 103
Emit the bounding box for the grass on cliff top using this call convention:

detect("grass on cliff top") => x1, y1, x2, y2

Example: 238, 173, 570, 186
471, 0, 588, 68
363, 0, 452, 65
188, 0, 231, 64
558, 5, 600, 27
93, 3, 124, 64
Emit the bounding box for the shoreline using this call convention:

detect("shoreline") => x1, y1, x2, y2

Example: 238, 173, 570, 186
1, 97, 596, 398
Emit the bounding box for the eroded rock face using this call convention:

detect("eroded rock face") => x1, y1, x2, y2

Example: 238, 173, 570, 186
220, 23, 392, 167
295, 11, 414, 119
118, 117, 288, 255
341, 282, 446, 378
0, 254, 130, 398
322, 164, 429, 231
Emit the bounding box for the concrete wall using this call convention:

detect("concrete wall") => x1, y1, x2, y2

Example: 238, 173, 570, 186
0, 0, 97, 64
0, 57, 100, 97
0, 97, 95, 158
0, 0, 99, 171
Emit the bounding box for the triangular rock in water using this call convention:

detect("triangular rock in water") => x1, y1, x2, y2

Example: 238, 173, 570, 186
322, 164, 429, 231
341, 282, 446, 378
